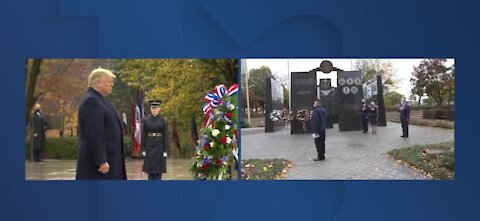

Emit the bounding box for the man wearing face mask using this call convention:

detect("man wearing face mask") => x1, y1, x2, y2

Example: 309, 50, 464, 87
360, 99, 369, 133
141, 100, 169, 180
32, 103, 47, 162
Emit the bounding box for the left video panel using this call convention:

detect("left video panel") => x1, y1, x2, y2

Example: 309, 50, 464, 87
25, 59, 239, 180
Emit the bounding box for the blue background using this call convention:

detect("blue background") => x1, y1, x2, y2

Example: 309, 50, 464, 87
1, 0, 478, 220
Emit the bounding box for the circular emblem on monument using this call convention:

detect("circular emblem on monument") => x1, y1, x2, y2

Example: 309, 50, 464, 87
338, 78, 346, 86
346, 78, 354, 85
351, 86, 358, 94
354, 78, 362, 85
319, 60, 334, 73
342, 86, 350, 94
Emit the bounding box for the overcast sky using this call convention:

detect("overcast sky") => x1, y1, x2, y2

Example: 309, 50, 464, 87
243, 58, 454, 97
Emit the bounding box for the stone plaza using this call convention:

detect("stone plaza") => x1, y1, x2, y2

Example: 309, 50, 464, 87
241, 122, 454, 180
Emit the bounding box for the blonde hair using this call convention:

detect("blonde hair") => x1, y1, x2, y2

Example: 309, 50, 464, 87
88, 68, 116, 87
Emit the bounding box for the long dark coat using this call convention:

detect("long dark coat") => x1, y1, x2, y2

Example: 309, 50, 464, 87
142, 115, 168, 174
76, 87, 127, 180
32, 110, 46, 150
369, 106, 378, 125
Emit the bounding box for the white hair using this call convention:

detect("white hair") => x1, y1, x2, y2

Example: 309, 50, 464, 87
88, 68, 115, 87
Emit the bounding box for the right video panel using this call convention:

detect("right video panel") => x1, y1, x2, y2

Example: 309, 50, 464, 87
240, 58, 455, 180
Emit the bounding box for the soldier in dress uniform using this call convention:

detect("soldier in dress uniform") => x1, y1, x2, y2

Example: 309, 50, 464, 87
141, 100, 169, 180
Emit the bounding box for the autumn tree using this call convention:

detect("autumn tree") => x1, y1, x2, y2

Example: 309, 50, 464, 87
410, 59, 454, 106
354, 59, 399, 93
384, 91, 403, 107
246, 66, 274, 111
25, 59, 43, 126
25, 59, 112, 135
114, 59, 238, 154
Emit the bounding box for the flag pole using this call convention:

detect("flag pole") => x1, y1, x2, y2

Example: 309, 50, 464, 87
288, 58, 291, 110
244, 60, 251, 125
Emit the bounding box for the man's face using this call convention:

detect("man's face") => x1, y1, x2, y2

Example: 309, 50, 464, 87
34, 104, 41, 111
401, 97, 405, 103
97, 75, 114, 96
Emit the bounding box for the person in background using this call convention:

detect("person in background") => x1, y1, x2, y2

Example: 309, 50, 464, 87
399, 97, 410, 138
369, 101, 378, 134
32, 103, 47, 162
360, 99, 369, 133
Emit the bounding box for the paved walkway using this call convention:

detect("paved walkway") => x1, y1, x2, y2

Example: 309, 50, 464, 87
26, 158, 194, 180
241, 123, 454, 180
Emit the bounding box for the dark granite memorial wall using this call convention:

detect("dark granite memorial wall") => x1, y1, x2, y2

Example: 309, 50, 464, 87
336, 71, 364, 131
290, 71, 317, 134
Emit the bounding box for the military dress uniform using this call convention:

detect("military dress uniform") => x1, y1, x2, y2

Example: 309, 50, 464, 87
142, 100, 168, 180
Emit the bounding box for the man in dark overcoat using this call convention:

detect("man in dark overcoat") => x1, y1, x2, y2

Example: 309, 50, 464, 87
76, 68, 127, 180
399, 97, 410, 138
32, 103, 47, 162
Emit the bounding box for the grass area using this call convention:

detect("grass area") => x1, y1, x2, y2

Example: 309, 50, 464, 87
241, 159, 293, 180
388, 142, 454, 179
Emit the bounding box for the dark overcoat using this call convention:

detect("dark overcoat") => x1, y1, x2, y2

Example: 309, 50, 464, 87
76, 87, 127, 180
32, 111, 46, 150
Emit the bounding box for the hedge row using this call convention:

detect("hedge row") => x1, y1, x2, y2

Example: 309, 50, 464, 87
423, 109, 455, 121
385, 105, 454, 112
25, 135, 194, 160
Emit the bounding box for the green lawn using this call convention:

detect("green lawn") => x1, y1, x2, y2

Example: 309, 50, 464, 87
241, 159, 293, 180
388, 142, 454, 179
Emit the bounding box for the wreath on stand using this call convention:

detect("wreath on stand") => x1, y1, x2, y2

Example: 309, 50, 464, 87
191, 84, 238, 180
269, 111, 282, 122
281, 110, 293, 122
296, 109, 311, 132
